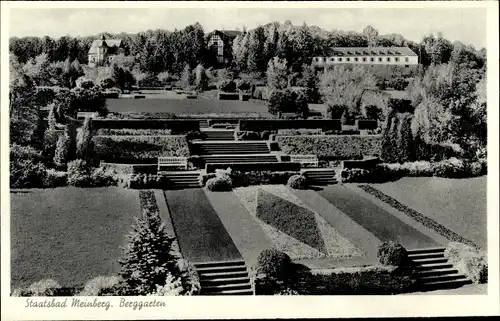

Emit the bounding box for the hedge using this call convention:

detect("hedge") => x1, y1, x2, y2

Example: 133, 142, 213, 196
342, 157, 382, 170
276, 135, 382, 159
356, 119, 378, 130
207, 119, 240, 127
239, 120, 342, 132
291, 265, 415, 295
96, 128, 173, 136
218, 92, 240, 100
94, 135, 189, 163
100, 162, 158, 174
205, 162, 301, 173
91, 119, 200, 133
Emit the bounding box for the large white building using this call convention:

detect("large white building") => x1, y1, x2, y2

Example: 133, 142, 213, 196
312, 47, 419, 67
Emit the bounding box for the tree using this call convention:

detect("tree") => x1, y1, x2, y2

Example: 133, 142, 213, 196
180, 64, 194, 89
117, 196, 181, 295
112, 64, 135, 91
319, 65, 379, 118
233, 32, 250, 70
363, 25, 379, 47
76, 117, 94, 164
53, 130, 71, 169
266, 57, 289, 90
247, 26, 267, 73
267, 89, 309, 118
297, 64, 319, 103
194, 64, 208, 91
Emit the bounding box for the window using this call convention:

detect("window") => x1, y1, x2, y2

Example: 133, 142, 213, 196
370, 57, 374, 62
378, 57, 383, 62
354, 57, 359, 62
346, 57, 350, 62
405, 57, 409, 62
387, 57, 391, 62
395, 57, 400, 62
404, 65, 409, 68
362, 57, 367, 62
338, 57, 343, 62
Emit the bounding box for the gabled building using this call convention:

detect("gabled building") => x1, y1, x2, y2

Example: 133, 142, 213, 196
207, 30, 242, 65
312, 47, 418, 68
88, 35, 125, 67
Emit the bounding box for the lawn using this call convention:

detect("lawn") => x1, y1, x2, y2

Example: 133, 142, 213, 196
370, 176, 487, 249
10, 187, 141, 289
318, 185, 440, 249
163, 188, 242, 263
106, 97, 269, 114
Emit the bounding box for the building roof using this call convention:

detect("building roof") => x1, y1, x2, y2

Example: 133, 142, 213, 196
329, 47, 417, 57
88, 38, 122, 54
208, 29, 242, 40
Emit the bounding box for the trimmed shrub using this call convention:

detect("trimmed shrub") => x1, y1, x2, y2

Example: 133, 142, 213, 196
91, 119, 200, 134
78, 276, 122, 296
67, 159, 92, 187
93, 135, 189, 163
177, 259, 201, 295
377, 242, 408, 267
277, 135, 381, 159
10, 159, 47, 188
76, 117, 95, 164
256, 249, 292, 280
53, 133, 71, 169
287, 175, 307, 189
12, 279, 63, 297
444, 242, 487, 284
44, 169, 68, 187
198, 172, 217, 187
217, 79, 236, 92
218, 92, 240, 100
206, 176, 233, 191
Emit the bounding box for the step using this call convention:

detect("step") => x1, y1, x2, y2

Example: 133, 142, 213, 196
200, 277, 250, 285
195, 260, 246, 269
416, 278, 472, 290
408, 252, 445, 260
202, 289, 254, 295
417, 268, 459, 277
196, 265, 248, 274
417, 274, 468, 283
199, 271, 250, 279
201, 282, 252, 293
407, 247, 445, 255
411, 257, 449, 265
414, 263, 454, 271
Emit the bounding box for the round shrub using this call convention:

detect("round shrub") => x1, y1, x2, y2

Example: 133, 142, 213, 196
28, 278, 62, 296
218, 79, 236, 93
79, 276, 122, 296
256, 248, 292, 279
377, 241, 408, 267
206, 176, 232, 191
177, 259, 201, 295
287, 175, 307, 189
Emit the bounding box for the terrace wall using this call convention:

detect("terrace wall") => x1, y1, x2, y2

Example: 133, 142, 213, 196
239, 120, 342, 132
91, 119, 200, 133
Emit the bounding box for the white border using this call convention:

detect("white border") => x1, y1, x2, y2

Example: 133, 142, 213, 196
1, 1, 499, 320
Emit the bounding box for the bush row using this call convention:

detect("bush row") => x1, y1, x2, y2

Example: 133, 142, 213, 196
359, 185, 478, 248
276, 135, 382, 159
205, 162, 301, 174
96, 128, 173, 136
100, 163, 158, 175
199, 170, 301, 188
93, 135, 190, 163
91, 119, 200, 133
240, 119, 342, 132
341, 158, 487, 183
444, 242, 487, 284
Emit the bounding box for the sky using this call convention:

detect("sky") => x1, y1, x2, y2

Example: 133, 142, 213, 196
8, 7, 487, 49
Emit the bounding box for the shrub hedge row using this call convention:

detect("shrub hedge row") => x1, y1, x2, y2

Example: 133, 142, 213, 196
91, 119, 200, 133
239, 119, 342, 132
96, 128, 173, 136
359, 185, 478, 248
100, 163, 158, 174
93, 135, 189, 163
205, 162, 301, 173
276, 135, 382, 159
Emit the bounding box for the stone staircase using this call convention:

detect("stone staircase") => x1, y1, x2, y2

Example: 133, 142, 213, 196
408, 247, 472, 291
199, 119, 209, 129
192, 141, 271, 155
302, 169, 338, 185
202, 130, 235, 141
201, 154, 278, 164
158, 171, 201, 189
195, 260, 254, 295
